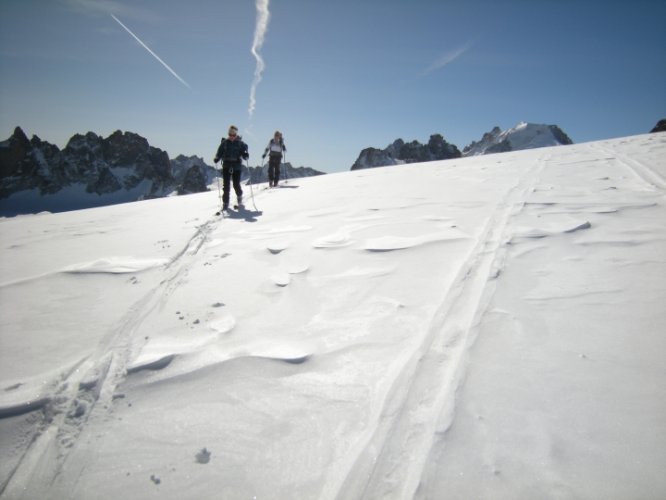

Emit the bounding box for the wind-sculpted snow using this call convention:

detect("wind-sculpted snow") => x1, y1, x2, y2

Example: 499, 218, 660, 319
313, 231, 353, 248
362, 228, 468, 252
511, 216, 592, 240
62, 257, 169, 274
1, 134, 665, 499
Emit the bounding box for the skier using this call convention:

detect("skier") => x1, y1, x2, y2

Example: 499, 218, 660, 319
262, 131, 286, 188
214, 125, 249, 210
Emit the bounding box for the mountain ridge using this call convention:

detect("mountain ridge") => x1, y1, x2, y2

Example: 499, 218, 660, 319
351, 122, 574, 170
0, 127, 324, 216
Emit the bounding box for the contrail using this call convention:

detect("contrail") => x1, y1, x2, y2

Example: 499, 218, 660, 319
422, 42, 473, 77
248, 0, 270, 118
110, 13, 190, 89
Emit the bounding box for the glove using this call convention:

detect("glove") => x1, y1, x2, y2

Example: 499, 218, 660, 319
213, 157, 219, 164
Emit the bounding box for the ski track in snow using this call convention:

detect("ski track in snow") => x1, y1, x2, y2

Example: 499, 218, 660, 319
0, 218, 221, 493
332, 152, 552, 499
1, 135, 665, 498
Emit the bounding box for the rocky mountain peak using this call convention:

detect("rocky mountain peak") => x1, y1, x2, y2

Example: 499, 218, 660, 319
1, 128, 180, 215
463, 122, 573, 156
351, 134, 461, 170
651, 119, 666, 133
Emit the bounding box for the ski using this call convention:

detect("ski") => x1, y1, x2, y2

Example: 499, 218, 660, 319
215, 205, 242, 217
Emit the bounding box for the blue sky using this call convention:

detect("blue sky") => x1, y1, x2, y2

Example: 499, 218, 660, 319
1, 0, 664, 173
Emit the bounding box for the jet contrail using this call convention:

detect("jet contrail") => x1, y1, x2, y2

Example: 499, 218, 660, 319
422, 42, 473, 77
110, 13, 190, 89
248, 0, 270, 118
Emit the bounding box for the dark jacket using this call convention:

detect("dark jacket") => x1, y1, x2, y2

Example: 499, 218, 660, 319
215, 138, 249, 166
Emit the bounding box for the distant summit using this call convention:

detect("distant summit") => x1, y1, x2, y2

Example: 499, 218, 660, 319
351, 134, 461, 170
350, 123, 573, 170
650, 119, 666, 133
462, 122, 573, 156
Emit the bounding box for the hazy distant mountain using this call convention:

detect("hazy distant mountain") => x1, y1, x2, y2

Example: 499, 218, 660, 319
245, 162, 325, 185
462, 122, 573, 156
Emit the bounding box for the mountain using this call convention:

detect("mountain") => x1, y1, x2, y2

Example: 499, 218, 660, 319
351, 134, 461, 170
245, 162, 325, 184
1, 133, 664, 499
0, 127, 325, 216
651, 119, 666, 133
462, 122, 573, 156
350, 123, 573, 170
0, 127, 179, 216
170, 154, 219, 195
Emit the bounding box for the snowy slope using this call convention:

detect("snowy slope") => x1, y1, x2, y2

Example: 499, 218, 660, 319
0, 133, 665, 499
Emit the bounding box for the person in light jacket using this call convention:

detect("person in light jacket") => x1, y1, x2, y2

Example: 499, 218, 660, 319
262, 131, 286, 188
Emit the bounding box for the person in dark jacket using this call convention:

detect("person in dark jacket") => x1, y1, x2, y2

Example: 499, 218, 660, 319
262, 130, 286, 188
214, 125, 249, 210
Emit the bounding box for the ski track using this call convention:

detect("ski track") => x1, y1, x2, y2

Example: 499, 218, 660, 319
6, 186, 298, 492
332, 153, 551, 499
344, 141, 658, 498
1, 217, 221, 494
592, 142, 666, 191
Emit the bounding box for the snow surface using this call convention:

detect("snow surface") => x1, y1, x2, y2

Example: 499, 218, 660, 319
1, 133, 665, 499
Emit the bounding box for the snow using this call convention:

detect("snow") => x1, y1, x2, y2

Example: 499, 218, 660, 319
1, 133, 665, 499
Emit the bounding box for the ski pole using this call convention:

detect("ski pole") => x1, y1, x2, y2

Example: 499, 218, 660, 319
216, 165, 223, 211
260, 157, 266, 187
282, 150, 288, 184
246, 158, 258, 212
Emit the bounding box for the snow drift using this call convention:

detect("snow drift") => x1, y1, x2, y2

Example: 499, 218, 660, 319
0, 133, 664, 499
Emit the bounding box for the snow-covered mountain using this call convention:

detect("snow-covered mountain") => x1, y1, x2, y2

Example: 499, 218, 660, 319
1, 133, 664, 499
462, 122, 573, 156
350, 123, 573, 170
351, 134, 461, 170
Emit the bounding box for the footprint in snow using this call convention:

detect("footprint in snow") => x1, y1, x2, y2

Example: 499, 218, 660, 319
195, 448, 211, 464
